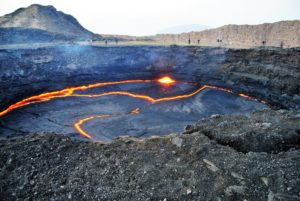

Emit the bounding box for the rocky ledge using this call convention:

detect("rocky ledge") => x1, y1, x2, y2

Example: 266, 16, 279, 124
1, 109, 299, 201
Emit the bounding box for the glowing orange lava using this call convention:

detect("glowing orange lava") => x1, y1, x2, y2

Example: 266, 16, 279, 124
0, 78, 269, 141
131, 108, 141, 114
158, 76, 176, 85
0, 79, 151, 117
74, 114, 113, 139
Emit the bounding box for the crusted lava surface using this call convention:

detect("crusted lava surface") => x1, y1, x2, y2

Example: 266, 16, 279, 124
0, 46, 299, 200
0, 109, 300, 200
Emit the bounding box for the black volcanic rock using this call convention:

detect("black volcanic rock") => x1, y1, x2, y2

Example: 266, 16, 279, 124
0, 109, 299, 200
0, 44, 299, 200
0, 4, 99, 41
0, 46, 299, 110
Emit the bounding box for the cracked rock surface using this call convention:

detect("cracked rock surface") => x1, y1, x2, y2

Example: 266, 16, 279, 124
0, 109, 299, 201
184, 109, 300, 153
0, 46, 299, 200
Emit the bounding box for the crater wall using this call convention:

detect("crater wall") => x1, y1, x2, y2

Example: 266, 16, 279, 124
0, 46, 299, 110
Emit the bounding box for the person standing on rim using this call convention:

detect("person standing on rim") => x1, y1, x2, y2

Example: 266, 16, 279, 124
188, 38, 191, 45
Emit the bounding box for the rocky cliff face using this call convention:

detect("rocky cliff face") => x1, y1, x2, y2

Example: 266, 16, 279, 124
0, 4, 95, 39
152, 21, 300, 48
1, 46, 299, 111
1, 5, 299, 48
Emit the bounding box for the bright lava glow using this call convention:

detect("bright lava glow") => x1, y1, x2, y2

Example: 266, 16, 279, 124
0, 78, 269, 142
158, 76, 176, 85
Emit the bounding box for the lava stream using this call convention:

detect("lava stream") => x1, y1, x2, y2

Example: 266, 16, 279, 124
74, 114, 114, 140
0, 79, 151, 117
0, 77, 268, 141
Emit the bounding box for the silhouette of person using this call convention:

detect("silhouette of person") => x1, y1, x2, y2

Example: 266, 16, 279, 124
105, 40, 108, 45
188, 38, 191, 45
280, 41, 284, 48
262, 40, 266, 47
197, 39, 200, 45
115, 39, 118, 45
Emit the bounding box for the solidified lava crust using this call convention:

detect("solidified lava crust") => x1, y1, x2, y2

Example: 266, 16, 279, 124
0, 78, 268, 141
0, 109, 300, 200
0, 46, 299, 200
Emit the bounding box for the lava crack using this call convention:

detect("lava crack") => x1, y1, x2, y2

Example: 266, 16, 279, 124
0, 77, 268, 141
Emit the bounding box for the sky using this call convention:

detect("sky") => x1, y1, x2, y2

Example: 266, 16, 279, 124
0, 0, 299, 36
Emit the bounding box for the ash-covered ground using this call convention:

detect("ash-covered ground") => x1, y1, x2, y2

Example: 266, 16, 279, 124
0, 45, 299, 200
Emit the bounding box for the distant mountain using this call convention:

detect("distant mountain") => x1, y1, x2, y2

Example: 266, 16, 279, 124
1, 4, 299, 48
0, 4, 99, 41
158, 24, 210, 34
153, 20, 300, 48
0, 27, 80, 45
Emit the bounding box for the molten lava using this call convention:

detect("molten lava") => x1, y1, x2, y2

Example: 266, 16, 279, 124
74, 114, 113, 139
158, 76, 176, 85
0, 77, 269, 142
131, 108, 141, 114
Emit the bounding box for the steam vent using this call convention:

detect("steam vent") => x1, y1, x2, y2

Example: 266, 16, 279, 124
0, 3, 300, 201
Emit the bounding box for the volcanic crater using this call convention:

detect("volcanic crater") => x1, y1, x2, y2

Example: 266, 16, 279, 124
1, 45, 300, 201
0, 46, 278, 141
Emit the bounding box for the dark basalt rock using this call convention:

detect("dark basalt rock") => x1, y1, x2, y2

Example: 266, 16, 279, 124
0, 46, 299, 200
0, 109, 299, 200
0, 46, 299, 111
184, 109, 300, 153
